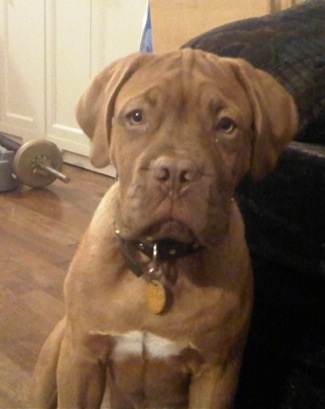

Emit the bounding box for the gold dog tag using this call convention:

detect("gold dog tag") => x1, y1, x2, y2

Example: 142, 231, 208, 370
145, 280, 167, 314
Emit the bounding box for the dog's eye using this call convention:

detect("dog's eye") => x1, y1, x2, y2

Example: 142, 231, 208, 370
127, 109, 144, 125
217, 117, 236, 133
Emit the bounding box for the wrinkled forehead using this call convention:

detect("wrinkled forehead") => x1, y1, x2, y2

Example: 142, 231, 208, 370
115, 52, 189, 104
115, 50, 249, 114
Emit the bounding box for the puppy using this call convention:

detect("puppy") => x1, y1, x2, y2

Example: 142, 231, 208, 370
32, 49, 297, 409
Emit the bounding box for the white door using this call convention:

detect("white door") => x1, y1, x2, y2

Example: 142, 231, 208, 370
0, 0, 147, 175
0, 0, 45, 141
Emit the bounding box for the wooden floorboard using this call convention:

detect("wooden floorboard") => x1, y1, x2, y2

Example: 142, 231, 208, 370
0, 164, 113, 408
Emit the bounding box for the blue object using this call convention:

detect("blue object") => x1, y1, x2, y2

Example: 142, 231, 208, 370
140, 1, 153, 52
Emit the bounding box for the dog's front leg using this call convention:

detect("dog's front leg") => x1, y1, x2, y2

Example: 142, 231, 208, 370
188, 360, 240, 409
56, 327, 107, 409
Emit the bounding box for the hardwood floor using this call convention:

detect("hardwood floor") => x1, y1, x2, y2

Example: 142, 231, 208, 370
0, 165, 114, 408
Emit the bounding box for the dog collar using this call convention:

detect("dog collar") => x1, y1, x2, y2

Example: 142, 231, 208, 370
115, 227, 205, 277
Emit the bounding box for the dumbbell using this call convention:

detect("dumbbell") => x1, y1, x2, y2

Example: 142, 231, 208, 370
0, 134, 70, 188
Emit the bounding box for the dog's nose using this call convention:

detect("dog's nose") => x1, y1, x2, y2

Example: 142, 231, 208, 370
152, 156, 200, 188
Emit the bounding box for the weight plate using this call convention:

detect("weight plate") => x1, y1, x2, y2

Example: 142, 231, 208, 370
13, 140, 63, 188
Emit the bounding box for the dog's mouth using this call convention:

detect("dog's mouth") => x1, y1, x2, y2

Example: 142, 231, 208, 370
142, 218, 198, 244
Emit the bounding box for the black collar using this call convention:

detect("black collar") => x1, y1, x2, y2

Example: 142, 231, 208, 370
117, 233, 205, 277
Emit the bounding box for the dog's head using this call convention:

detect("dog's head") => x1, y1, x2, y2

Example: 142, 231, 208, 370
76, 49, 297, 248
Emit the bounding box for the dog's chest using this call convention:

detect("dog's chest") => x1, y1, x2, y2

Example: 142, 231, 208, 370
107, 330, 194, 403
111, 330, 188, 361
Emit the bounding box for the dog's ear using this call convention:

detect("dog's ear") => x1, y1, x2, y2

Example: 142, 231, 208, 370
231, 58, 298, 178
76, 53, 153, 168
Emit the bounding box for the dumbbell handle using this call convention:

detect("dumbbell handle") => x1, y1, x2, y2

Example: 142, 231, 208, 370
35, 161, 70, 184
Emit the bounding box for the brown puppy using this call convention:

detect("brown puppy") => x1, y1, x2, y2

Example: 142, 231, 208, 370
32, 49, 298, 409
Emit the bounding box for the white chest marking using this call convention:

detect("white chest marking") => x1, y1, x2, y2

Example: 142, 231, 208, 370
110, 330, 187, 361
